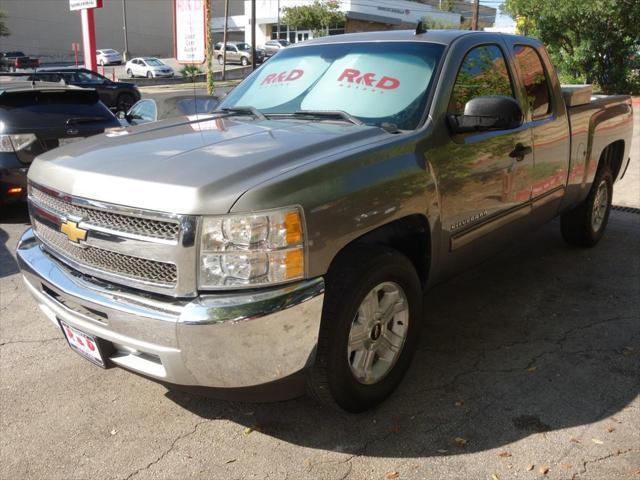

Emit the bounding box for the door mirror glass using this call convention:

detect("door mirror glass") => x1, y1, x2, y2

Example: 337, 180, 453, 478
447, 95, 523, 133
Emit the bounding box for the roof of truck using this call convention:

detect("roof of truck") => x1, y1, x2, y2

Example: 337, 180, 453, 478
297, 29, 518, 47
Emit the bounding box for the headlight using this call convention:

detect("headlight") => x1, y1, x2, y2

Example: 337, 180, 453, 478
199, 207, 305, 289
0, 134, 37, 152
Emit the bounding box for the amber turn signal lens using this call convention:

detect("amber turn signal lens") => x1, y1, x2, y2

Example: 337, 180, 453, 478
7, 186, 23, 195
285, 211, 303, 245
285, 248, 304, 278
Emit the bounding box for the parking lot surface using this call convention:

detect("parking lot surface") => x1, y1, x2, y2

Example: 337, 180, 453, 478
0, 108, 638, 480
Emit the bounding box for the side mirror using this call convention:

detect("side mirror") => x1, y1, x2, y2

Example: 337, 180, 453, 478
447, 96, 523, 134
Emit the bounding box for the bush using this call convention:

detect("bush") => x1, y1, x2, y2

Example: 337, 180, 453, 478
180, 64, 202, 80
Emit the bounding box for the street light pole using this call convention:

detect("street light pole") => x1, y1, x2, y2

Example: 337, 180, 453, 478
222, 0, 229, 80
122, 0, 129, 61
277, 0, 280, 40
251, 0, 256, 70
471, 0, 479, 30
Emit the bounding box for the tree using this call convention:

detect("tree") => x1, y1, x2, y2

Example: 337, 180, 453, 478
502, 0, 640, 93
0, 9, 10, 37
422, 17, 458, 29
205, 0, 214, 96
281, 0, 345, 37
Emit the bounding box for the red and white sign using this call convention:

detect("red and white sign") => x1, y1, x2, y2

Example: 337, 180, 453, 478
61, 321, 104, 366
69, 0, 102, 11
174, 0, 206, 64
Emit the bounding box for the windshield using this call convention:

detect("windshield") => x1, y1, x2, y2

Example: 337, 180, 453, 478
236, 43, 251, 51
219, 42, 444, 130
145, 58, 164, 66
278, 41, 290, 46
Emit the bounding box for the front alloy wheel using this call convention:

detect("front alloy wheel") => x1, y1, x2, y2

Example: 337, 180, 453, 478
348, 282, 409, 385
307, 245, 422, 412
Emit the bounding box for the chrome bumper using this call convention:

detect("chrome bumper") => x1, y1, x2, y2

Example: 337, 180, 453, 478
17, 228, 324, 390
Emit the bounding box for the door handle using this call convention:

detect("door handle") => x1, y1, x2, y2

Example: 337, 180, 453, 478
509, 144, 532, 160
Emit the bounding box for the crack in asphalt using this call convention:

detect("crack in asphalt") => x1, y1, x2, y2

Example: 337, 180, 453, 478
570, 448, 636, 480
121, 420, 211, 480
0, 337, 60, 347
415, 315, 631, 395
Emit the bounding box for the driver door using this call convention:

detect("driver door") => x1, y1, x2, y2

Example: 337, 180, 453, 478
429, 44, 534, 252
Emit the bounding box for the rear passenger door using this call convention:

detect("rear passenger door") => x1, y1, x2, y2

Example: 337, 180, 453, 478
509, 41, 570, 218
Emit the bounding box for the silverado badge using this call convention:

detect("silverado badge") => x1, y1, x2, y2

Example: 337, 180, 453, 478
60, 220, 87, 243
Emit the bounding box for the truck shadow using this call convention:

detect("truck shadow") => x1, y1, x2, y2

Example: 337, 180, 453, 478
166, 214, 639, 457
0, 203, 29, 279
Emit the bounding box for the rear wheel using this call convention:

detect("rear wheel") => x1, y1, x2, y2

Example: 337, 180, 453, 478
307, 245, 423, 412
217, 55, 224, 65
126, 68, 133, 78
561, 165, 613, 247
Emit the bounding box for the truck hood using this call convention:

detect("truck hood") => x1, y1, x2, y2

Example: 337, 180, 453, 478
28, 114, 386, 214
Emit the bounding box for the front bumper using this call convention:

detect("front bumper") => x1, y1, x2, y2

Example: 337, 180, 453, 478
17, 228, 324, 393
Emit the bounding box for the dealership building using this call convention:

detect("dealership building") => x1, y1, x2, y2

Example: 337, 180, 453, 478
1, 0, 495, 62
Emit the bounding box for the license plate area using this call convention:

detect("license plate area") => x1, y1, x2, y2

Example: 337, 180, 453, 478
59, 320, 112, 368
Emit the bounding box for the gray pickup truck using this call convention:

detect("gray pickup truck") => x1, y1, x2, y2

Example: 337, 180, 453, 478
17, 30, 634, 412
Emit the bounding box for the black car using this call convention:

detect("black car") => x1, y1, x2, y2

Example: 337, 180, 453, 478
0, 81, 120, 206
29, 68, 140, 111
119, 94, 219, 126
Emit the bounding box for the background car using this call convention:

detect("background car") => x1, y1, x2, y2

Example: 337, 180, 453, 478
262, 39, 290, 57
214, 42, 265, 66
27, 68, 140, 112
96, 49, 123, 66
0, 81, 119, 206
118, 94, 219, 126
0, 51, 39, 72
125, 57, 174, 78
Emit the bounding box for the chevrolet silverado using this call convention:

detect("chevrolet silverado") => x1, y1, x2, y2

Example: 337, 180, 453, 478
17, 30, 633, 412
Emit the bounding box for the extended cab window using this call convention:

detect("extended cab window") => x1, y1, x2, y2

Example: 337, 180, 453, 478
221, 42, 444, 130
448, 45, 515, 115
513, 45, 551, 118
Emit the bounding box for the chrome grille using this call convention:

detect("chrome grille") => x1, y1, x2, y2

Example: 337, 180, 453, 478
33, 220, 178, 286
30, 186, 180, 240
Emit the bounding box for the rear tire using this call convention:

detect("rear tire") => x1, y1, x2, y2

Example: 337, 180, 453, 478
561, 165, 613, 247
126, 68, 133, 78
307, 245, 423, 412
217, 55, 224, 65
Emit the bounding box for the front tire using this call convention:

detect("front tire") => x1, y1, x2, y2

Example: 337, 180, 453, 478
146, 71, 153, 79
307, 245, 423, 412
241, 57, 249, 66
561, 165, 613, 247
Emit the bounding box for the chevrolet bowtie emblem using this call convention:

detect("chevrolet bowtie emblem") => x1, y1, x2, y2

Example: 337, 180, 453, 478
60, 220, 87, 243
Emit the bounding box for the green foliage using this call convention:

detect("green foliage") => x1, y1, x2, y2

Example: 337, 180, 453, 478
180, 64, 202, 81
439, 0, 454, 12
422, 17, 458, 29
503, 0, 640, 93
281, 0, 345, 37
0, 10, 10, 37
205, 0, 214, 95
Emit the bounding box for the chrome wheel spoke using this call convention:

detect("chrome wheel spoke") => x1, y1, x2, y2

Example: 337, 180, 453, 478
351, 349, 376, 381
348, 321, 369, 352
376, 329, 403, 359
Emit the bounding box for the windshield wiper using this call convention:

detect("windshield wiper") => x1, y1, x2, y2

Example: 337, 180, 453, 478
220, 106, 266, 120
294, 110, 364, 126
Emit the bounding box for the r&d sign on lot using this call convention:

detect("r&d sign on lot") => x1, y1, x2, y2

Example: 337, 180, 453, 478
174, 0, 206, 64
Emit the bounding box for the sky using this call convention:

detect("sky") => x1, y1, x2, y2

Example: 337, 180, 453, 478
482, 0, 516, 27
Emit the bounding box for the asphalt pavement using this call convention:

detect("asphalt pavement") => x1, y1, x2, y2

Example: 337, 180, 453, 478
0, 105, 638, 480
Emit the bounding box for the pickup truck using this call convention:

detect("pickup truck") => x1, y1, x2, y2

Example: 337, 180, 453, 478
16, 30, 634, 412
0, 51, 39, 72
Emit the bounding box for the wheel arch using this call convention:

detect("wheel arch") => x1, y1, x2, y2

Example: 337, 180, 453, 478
325, 214, 432, 289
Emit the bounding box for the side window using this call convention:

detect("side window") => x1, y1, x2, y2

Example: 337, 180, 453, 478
130, 100, 156, 122
448, 45, 515, 115
513, 45, 551, 118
